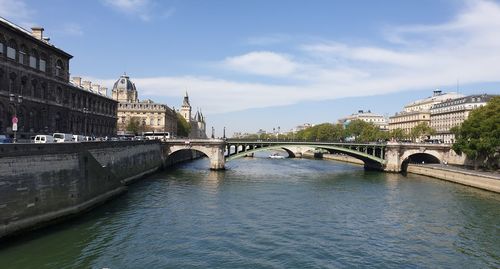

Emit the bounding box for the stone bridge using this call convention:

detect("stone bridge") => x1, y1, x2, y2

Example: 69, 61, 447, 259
162, 139, 466, 172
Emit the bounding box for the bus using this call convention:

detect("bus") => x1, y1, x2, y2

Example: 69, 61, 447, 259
142, 132, 171, 141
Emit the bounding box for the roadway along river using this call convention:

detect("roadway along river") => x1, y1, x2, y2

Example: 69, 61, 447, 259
1, 155, 499, 268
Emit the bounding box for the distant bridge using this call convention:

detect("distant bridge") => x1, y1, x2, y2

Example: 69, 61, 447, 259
162, 139, 465, 172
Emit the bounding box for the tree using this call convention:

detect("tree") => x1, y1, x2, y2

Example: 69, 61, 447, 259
126, 117, 149, 135
345, 120, 386, 142
452, 96, 500, 170
176, 113, 191, 137
410, 122, 435, 142
389, 128, 407, 141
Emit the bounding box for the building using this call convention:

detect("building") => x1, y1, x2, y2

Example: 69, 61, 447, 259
179, 92, 207, 139
338, 110, 388, 130
389, 90, 463, 134
430, 94, 495, 143
0, 17, 117, 139
388, 110, 431, 134
112, 74, 177, 135
403, 90, 463, 113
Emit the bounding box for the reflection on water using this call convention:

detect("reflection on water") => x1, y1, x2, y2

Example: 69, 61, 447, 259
1, 157, 499, 269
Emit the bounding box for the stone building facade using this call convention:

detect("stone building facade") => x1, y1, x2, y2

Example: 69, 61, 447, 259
112, 74, 177, 135
430, 94, 494, 143
0, 17, 117, 140
388, 111, 431, 134
389, 90, 463, 135
180, 92, 207, 139
338, 110, 388, 130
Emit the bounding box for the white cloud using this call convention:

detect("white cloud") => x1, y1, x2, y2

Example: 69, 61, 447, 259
89, 0, 500, 116
102, 0, 174, 21
0, 0, 36, 28
222, 51, 298, 77
61, 23, 84, 36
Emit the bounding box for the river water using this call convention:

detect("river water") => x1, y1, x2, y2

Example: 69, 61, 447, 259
1, 155, 499, 268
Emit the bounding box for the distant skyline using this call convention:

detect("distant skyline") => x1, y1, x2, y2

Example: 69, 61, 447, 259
1, 0, 499, 136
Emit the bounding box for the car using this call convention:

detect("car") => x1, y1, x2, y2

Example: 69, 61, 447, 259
0, 135, 12, 144
34, 135, 54, 143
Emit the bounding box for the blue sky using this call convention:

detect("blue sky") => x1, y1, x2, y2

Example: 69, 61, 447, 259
1, 0, 499, 136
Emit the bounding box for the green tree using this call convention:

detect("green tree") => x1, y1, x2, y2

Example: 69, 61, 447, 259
176, 113, 191, 137
452, 96, 500, 170
126, 117, 149, 135
389, 128, 407, 141
344, 120, 387, 142
410, 122, 436, 142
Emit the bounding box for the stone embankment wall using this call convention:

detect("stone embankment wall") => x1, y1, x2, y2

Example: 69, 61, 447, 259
0, 141, 167, 239
407, 164, 500, 193
303, 152, 365, 166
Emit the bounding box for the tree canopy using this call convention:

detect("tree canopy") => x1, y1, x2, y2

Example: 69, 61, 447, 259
126, 117, 150, 135
452, 96, 500, 170
176, 113, 191, 137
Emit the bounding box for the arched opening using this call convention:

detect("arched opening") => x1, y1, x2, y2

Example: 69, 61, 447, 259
318, 147, 384, 171
401, 153, 440, 172
166, 148, 209, 167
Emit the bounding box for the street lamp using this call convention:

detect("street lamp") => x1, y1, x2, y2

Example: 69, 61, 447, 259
277, 126, 280, 141
211, 126, 215, 139
223, 126, 226, 139
83, 107, 89, 137
9, 93, 22, 143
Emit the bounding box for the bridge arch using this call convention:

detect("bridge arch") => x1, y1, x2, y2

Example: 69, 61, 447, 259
399, 150, 442, 172
167, 144, 225, 170
227, 144, 386, 170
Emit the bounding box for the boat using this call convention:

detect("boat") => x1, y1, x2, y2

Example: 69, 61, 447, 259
269, 153, 286, 159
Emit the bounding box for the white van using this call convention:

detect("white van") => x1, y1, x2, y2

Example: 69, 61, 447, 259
34, 135, 54, 143
72, 135, 85, 142
53, 133, 73, 143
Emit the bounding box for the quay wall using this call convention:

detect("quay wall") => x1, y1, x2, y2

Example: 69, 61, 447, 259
407, 164, 500, 194
0, 141, 165, 239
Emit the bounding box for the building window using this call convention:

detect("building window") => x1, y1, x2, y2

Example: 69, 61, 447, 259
55, 59, 63, 76
7, 46, 16, 59
29, 55, 37, 68
18, 50, 26, 64
0, 42, 3, 54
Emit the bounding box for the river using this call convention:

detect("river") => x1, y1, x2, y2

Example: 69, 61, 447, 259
1, 155, 499, 268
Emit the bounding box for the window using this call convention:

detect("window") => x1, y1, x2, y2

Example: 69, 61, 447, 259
55, 59, 63, 76
29, 55, 37, 68
0, 42, 3, 54
18, 50, 25, 64
7, 46, 15, 59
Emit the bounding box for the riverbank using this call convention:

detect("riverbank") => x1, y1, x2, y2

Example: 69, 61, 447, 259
407, 164, 500, 194
302, 152, 364, 166
305, 152, 500, 193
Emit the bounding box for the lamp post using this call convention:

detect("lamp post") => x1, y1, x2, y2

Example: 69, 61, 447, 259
9, 94, 22, 143
277, 126, 280, 141
211, 126, 215, 139
83, 107, 89, 137
223, 126, 226, 139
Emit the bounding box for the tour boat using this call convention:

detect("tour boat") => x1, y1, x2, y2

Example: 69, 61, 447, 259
269, 153, 286, 159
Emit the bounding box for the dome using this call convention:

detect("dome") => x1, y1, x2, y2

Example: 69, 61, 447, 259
112, 74, 136, 92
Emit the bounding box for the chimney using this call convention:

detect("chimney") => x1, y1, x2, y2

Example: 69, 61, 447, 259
72, 77, 82, 87
92, 84, 100, 93
31, 27, 44, 40
82, 81, 92, 90
100, 87, 108, 96
358, 110, 363, 114
433, 89, 442, 96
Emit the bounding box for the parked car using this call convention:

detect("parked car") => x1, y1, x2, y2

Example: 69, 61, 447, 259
53, 133, 73, 143
0, 135, 12, 144
34, 135, 54, 143
72, 135, 85, 142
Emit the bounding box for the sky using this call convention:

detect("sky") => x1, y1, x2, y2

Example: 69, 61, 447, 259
1, 0, 499, 136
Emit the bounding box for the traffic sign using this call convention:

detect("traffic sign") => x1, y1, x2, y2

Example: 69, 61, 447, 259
12, 116, 18, 124
12, 123, 17, 131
